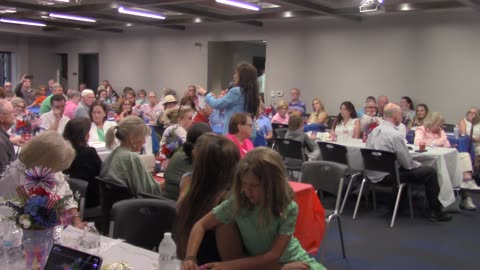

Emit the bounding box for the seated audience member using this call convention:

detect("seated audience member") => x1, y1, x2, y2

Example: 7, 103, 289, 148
97, 89, 112, 105
307, 98, 328, 125
357, 96, 376, 117
226, 112, 254, 158
100, 116, 161, 196
0, 131, 86, 228
288, 104, 305, 117
256, 103, 273, 141
175, 134, 240, 265
271, 100, 289, 125
289, 87, 306, 117
400, 96, 415, 129
74, 89, 95, 119
285, 114, 320, 161
135, 89, 147, 106
26, 85, 47, 108
141, 91, 163, 125
414, 112, 479, 210
181, 147, 325, 270
360, 100, 381, 135
63, 90, 81, 119
185, 85, 199, 108
0, 100, 17, 172
331, 101, 361, 142
459, 107, 480, 164
192, 104, 213, 124
63, 118, 102, 208
412, 104, 429, 128
367, 103, 452, 222
377, 95, 389, 117
158, 95, 178, 125
115, 99, 133, 122
164, 123, 212, 201
180, 96, 197, 115
3, 81, 13, 98
40, 83, 63, 114
89, 101, 117, 143
160, 106, 194, 159
39, 94, 70, 134
10, 97, 28, 120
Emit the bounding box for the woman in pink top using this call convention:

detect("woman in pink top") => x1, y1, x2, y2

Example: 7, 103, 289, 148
414, 112, 479, 210
226, 112, 254, 158
271, 100, 289, 125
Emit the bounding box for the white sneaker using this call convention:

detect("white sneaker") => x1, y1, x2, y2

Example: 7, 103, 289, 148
461, 197, 477, 211
460, 180, 480, 191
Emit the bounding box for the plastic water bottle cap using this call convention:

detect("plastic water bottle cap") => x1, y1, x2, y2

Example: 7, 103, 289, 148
164, 232, 172, 237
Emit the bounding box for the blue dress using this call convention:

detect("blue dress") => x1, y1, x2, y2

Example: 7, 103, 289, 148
205, 87, 245, 134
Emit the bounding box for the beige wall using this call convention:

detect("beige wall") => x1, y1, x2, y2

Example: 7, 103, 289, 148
1, 11, 480, 123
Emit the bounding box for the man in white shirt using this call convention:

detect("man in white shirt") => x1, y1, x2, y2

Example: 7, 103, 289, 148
366, 103, 452, 222
40, 94, 69, 134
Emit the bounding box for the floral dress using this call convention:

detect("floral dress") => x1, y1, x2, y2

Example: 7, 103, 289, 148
159, 125, 187, 159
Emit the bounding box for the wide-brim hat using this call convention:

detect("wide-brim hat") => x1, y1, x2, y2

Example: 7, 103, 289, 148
163, 95, 177, 105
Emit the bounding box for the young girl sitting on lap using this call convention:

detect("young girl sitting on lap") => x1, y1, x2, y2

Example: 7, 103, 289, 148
182, 147, 326, 270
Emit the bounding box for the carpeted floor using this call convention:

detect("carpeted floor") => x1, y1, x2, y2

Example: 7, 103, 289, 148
315, 192, 480, 270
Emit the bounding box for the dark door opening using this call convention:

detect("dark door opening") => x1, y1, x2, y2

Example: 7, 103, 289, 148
78, 53, 99, 92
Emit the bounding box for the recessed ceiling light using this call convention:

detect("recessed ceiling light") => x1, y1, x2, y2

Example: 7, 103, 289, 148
193, 17, 203, 23
399, 3, 413, 11
125, 23, 133, 27
283, 11, 294, 18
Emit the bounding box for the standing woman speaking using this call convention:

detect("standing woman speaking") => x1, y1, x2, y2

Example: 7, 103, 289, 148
197, 63, 260, 134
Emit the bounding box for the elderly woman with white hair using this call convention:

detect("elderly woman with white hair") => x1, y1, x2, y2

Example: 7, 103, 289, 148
415, 112, 479, 210
0, 131, 86, 228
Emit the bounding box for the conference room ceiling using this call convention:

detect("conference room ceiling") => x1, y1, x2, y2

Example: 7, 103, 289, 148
0, 0, 475, 33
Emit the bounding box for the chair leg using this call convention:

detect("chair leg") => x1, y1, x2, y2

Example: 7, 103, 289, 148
407, 185, 414, 219
336, 216, 346, 259
390, 184, 405, 228
353, 178, 367, 219
340, 176, 354, 214
320, 219, 330, 262
372, 186, 377, 213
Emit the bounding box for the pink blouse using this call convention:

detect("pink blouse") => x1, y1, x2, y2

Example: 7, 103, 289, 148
271, 113, 289, 125
226, 133, 254, 158
414, 126, 450, 148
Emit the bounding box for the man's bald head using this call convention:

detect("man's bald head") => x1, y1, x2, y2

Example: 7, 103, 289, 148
383, 103, 402, 126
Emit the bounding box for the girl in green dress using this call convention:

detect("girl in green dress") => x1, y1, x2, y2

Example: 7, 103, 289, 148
182, 147, 326, 270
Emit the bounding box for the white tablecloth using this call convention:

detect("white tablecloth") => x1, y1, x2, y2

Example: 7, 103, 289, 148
319, 139, 460, 207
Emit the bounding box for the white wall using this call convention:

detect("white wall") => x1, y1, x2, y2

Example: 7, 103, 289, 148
2, 10, 480, 123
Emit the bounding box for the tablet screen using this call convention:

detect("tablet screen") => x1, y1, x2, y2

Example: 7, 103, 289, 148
44, 244, 102, 270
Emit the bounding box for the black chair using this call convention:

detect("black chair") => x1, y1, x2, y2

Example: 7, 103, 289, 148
66, 177, 101, 220
272, 123, 288, 130
109, 199, 176, 251
138, 191, 176, 203
96, 177, 134, 235
301, 161, 347, 259
274, 127, 288, 139
273, 138, 306, 180
443, 123, 455, 133
327, 116, 337, 130
353, 149, 414, 228
317, 141, 362, 213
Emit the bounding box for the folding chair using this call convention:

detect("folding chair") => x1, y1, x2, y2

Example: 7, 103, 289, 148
273, 138, 306, 180
66, 177, 101, 220
353, 149, 414, 228
301, 161, 347, 259
96, 177, 134, 235
109, 199, 176, 251
317, 141, 362, 213
274, 128, 288, 139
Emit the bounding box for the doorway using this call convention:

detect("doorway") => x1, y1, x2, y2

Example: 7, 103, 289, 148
0, 52, 12, 86
78, 53, 99, 92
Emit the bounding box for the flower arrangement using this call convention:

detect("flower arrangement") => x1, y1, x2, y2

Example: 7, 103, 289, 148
1, 166, 70, 230
14, 113, 41, 135
160, 126, 184, 159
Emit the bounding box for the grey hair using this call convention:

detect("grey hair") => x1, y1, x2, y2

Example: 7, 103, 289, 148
10, 97, 25, 108
105, 115, 149, 149
424, 112, 444, 129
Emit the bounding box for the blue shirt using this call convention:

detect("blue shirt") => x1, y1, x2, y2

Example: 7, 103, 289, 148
205, 86, 246, 134
209, 110, 225, 134
256, 115, 272, 138
288, 100, 307, 116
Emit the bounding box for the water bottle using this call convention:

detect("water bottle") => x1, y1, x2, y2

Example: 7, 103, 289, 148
0, 218, 9, 266
158, 232, 177, 270
454, 125, 459, 139
3, 223, 23, 265
80, 222, 101, 254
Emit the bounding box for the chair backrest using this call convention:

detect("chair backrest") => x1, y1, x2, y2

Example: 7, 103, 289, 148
443, 123, 455, 133
317, 141, 349, 166
327, 116, 337, 129
110, 198, 176, 250
274, 128, 288, 139
360, 149, 400, 184
96, 177, 133, 234
301, 161, 347, 213
304, 123, 327, 133
138, 191, 176, 202
274, 138, 306, 161
66, 177, 88, 219
272, 123, 288, 130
